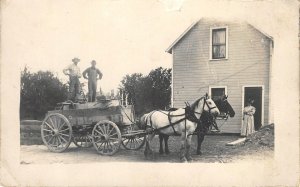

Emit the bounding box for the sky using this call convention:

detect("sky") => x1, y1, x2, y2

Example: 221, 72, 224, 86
2, 0, 296, 94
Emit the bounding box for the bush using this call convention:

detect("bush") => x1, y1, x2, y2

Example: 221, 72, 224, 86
20, 67, 68, 120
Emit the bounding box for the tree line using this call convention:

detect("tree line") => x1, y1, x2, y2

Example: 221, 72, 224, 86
120, 67, 172, 116
20, 67, 68, 120
20, 66, 171, 120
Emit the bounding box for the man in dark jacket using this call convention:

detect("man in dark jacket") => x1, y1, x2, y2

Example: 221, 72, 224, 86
82, 60, 103, 102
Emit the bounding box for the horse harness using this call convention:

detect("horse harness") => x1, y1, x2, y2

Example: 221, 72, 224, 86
146, 97, 217, 136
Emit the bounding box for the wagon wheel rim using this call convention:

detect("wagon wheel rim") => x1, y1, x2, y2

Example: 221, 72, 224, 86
41, 113, 72, 153
121, 134, 146, 150
92, 120, 121, 156
73, 135, 93, 148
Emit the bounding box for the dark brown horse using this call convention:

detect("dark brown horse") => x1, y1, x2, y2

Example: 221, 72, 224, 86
159, 96, 235, 155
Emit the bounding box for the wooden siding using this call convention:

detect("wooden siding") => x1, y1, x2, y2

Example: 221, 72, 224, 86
172, 19, 271, 133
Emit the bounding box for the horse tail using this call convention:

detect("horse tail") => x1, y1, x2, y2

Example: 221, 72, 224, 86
139, 111, 156, 129
139, 114, 148, 130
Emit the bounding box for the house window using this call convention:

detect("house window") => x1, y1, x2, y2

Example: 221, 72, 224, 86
210, 27, 228, 60
209, 86, 227, 101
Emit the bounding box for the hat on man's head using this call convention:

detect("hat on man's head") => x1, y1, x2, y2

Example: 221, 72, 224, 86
72, 57, 80, 63
91, 60, 96, 65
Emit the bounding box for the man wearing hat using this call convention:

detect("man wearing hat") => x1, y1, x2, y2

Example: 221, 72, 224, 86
82, 60, 103, 102
63, 57, 81, 101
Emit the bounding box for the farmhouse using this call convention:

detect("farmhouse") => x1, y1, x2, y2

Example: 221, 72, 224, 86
166, 18, 274, 133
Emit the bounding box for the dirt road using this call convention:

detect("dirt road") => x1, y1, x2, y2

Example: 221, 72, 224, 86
20, 135, 273, 164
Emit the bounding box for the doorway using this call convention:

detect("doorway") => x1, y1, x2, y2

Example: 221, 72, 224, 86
243, 86, 264, 130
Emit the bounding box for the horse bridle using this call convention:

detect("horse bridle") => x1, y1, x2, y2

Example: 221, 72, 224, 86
204, 97, 217, 113
181, 96, 217, 126
192, 97, 217, 117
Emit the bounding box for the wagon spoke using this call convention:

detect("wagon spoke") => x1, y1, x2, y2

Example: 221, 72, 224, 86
95, 138, 104, 144
93, 135, 102, 138
57, 117, 62, 129
107, 141, 112, 150
103, 142, 107, 150
95, 129, 104, 136
105, 124, 110, 134
101, 124, 106, 134
97, 126, 105, 135
105, 123, 110, 134
59, 133, 70, 137
46, 136, 54, 144
53, 116, 58, 129
43, 129, 53, 132
44, 122, 55, 131
122, 138, 129, 145
106, 142, 110, 151
58, 121, 66, 131
51, 137, 57, 147
108, 141, 116, 151
57, 136, 63, 147
110, 132, 118, 137
49, 116, 57, 129
134, 138, 140, 147
59, 128, 70, 133
97, 142, 105, 150
130, 139, 134, 149
132, 139, 137, 148
107, 127, 114, 135
60, 135, 68, 143
95, 142, 103, 150
53, 137, 58, 147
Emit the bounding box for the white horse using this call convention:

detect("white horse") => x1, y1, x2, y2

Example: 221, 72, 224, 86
140, 95, 220, 162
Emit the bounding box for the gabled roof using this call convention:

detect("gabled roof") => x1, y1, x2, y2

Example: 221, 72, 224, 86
165, 20, 199, 54
165, 19, 273, 54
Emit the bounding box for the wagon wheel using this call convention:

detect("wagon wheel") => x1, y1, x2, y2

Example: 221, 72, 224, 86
41, 113, 72, 152
73, 135, 93, 148
121, 133, 146, 150
92, 120, 122, 156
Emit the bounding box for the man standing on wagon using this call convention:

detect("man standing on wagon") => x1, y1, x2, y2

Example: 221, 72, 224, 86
82, 60, 103, 102
63, 57, 81, 101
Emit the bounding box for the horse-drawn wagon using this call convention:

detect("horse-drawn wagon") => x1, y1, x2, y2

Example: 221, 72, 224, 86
41, 98, 146, 155
41, 93, 234, 161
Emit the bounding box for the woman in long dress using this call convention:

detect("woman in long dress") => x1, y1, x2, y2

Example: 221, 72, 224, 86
241, 99, 256, 136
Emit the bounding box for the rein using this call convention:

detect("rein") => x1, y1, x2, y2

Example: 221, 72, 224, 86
146, 96, 216, 135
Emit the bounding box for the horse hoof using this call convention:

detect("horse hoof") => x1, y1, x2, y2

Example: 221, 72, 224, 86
165, 150, 170, 155
159, 150, 164, 155
196, 151, 202, 155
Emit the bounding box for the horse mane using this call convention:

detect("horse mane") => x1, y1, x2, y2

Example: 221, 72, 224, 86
190, 97, 204, 111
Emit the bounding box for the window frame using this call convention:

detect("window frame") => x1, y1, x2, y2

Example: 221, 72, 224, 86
208, 86, 228, 100
209, 26, 229, 61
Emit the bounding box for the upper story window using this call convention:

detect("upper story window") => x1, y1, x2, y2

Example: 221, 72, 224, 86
210, 27, 228, 60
